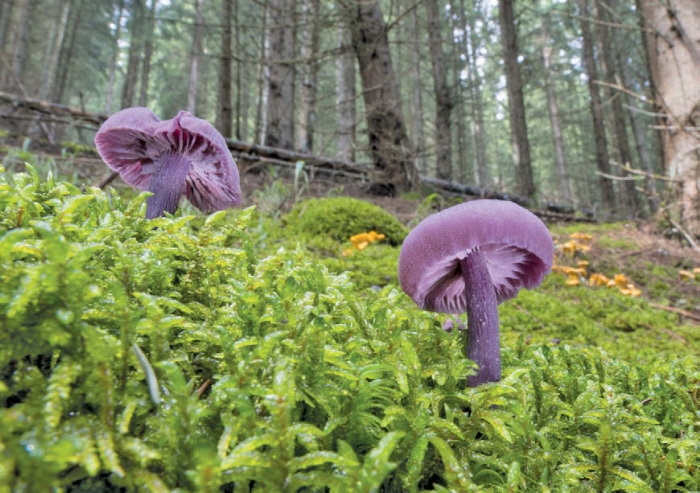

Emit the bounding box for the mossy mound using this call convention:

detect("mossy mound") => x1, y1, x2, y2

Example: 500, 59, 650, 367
282, 197, 409, 245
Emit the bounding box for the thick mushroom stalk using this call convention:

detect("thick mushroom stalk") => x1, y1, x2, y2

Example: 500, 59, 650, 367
398, 199, 553, 387
145, 153, 191, 219
460, 248, 500, 387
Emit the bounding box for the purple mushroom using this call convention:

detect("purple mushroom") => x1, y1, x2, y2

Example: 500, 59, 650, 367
398, 199, 553, 387
95, 107, 241, 219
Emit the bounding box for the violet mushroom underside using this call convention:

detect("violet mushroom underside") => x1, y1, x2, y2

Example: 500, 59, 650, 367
144, 153, 192, 219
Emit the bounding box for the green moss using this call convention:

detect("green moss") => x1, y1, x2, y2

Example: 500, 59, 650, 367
1, 169, 698, 492
60, 141, 99, 157
500, 274, 698, 365
282, 197, 409, 246
323, 243, 400, 290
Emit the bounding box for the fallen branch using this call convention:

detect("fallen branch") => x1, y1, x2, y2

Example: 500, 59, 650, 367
649, 302, 700, 323
0, 90, 108, 126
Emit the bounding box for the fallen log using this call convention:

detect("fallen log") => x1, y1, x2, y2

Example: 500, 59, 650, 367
225, 138, 373, 178
0, 91, 108, 126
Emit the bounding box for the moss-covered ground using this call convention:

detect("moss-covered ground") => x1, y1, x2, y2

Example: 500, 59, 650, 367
0, 156, 698, 492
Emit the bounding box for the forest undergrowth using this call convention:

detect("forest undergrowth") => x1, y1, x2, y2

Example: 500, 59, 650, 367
0, 153, 698, 492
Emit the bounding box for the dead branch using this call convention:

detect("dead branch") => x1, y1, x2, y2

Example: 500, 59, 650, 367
649, 302, 700, 323
0, 90, 108, 126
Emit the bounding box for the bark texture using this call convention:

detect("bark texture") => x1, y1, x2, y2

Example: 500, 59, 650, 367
350, 0, 416, 194
187, 0, 205, 113
425, 0, 453, 181
265, 0, 296, 150
540, 24, 572, 204
498, 0, 535, 200
296, 0, 321, 152
639, 0, 700, 236
577, 0, 617, 211
336, 18, 356, 162
216, 0, 233, 137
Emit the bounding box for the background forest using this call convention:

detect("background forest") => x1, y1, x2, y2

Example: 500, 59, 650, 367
1, 0, 698, 235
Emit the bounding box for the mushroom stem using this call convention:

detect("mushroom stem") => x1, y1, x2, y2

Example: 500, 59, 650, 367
145, 153, 192, 219
460, 247, 501, 387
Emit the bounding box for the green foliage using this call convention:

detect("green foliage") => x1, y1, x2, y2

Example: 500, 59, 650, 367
324, 244, 400, 290
1, 169, 698, 492
60, 141, 99, 157
282, 197, 409, 248
501, 274, 699, 364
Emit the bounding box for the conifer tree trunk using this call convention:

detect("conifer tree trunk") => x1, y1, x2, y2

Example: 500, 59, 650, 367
540, 23, 572, 204
105, 0, 125, 113
216, 0, 233, 137
577, 0, 616, 211
410, 5, 427, 174
448, 0, 468, 182
53, 0, 83, 104
255, 2, 269, 144
596, 0, 639, 215
187, 0, 205, 113
2, 0, 30, 92
0, 0, 15, 53
465, 0, 488, 186
122, 0, 146, 109
335, 16, 356, 162
498, 0, 535, 199
295, 0, 321, 152
138, 0, 157, 107
40, 0, 71, 100
639, 0, 700, 235
265, 0, 296, 150
234, 0, 248, 141
349, 0, 416, 194
425, 0, 453, 181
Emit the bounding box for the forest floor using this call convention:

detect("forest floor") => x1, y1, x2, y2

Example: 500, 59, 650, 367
2, 141, 699, 318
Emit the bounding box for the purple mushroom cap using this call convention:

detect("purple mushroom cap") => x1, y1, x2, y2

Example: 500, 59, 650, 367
95, 107, 241, 218
398, 199, 553, 386
399, 199, 553, 312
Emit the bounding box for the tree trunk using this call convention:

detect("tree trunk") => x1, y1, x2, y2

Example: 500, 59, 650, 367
265, 0, 296, 150
53, 0, 84, 104
40, 0, 71, 100
234, 0, 247, 141
619, 57, 659, 213
465, 0, 488, 186
216, 0, 233, 136
596, 0, 640, 216
425, 0, 453, 181
448, 0, 468, 182
577, 0, 616, 211
138, 0, 157, 107
498, 0, 535, 200
255, 2, 269, 144
0, 0, 16, 54
410, 4, 427, 174
350, 0, 416, 194
105, 0, 125, 113
122, 0, 146, 109
540, 22, 572, 204
335, 14, 356, 162
639, 0, 700, 236
187, 0, 205, 113
295, 0, 321, 152
2, 0, 30, 92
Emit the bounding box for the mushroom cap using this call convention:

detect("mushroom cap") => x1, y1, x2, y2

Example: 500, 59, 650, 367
398, 199, 554, 314
95, 107, 241, 213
